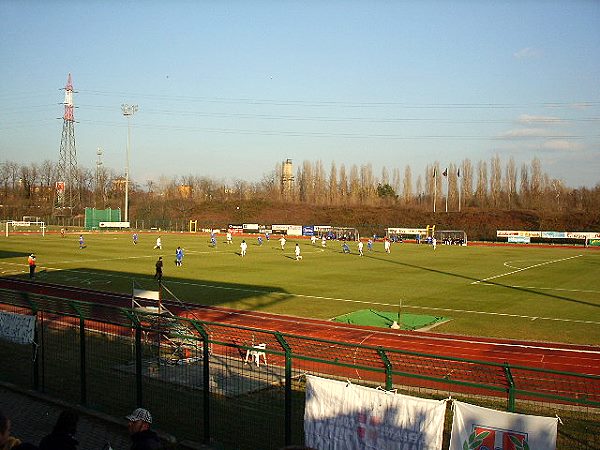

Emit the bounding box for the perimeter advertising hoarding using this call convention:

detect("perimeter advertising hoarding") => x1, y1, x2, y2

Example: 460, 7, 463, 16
508, 236, 531, 244
387, 227, 427, 235
303, 225, 315, 236
497, 230, 541, 238
242, 223, 259, 233
287, 225, 303, 236
228, 224, 244, 234
541, 231, 567, 239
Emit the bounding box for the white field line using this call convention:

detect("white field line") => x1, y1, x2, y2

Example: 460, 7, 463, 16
477, 284, 600, 295
2, 254, 598, 330
472, 254, 583, 285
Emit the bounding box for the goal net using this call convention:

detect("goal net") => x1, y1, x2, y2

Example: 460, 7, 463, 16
4, 220, 46, 237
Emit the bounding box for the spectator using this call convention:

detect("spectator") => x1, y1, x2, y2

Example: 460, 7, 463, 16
126, 408, 161, 450
0, 410, 21, 450
28, 254, 36, 279
38, 409, 79, 450
154, 257, 163, 282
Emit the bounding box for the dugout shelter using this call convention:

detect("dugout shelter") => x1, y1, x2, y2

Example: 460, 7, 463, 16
435, 229, 467, 246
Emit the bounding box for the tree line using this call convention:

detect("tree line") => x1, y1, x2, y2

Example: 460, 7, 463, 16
1, 156, 598, 227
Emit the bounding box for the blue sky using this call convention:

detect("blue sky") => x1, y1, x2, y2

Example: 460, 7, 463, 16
1, 1, 599, 188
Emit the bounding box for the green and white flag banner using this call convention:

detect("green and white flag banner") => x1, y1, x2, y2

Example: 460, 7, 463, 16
449, 400, 557, 450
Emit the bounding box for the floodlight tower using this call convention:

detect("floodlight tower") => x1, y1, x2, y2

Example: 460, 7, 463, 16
121, 104, 138, 223
56, 73, 78, 214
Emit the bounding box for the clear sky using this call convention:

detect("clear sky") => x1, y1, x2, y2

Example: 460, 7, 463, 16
1, 1, 599, 188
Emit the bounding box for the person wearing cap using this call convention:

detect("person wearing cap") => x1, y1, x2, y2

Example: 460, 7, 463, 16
27, 254, 36, 279
126, 408, 161, 450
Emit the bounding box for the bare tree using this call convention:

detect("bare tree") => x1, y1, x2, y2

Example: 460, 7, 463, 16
520, 163, 530, 208
475, 160, 488, 207
504, 156, 517, 209
461, 158, 473, 206
490, 154, 502, 207
349, 164, 360, 204
328, 161, 338, 205
402, 165, 412, 205
313, 160, 326, 204
338, 163, 348, 204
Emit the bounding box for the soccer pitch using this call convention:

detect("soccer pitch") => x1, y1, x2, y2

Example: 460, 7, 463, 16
1, 232, 599, 345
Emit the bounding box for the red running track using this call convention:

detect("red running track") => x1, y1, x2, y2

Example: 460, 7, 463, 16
2, 278, 599, 376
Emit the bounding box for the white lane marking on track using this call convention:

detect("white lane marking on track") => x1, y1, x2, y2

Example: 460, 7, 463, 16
472, 254, 583, 285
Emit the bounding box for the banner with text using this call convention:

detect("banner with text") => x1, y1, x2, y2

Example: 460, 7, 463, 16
304, 375, 446, 450
449, 400, 557, 450
0, 311, 36, 345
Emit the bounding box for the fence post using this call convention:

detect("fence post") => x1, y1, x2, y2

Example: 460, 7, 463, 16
276, 333, 293, 447
135, 324, 143, 406
192, 322, 211, 446
377, 348, 393, 390
503, 363, 515, 412
79, 315, 87, 405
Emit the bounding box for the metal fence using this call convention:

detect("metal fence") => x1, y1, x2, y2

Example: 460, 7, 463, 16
0, 287, 599, 450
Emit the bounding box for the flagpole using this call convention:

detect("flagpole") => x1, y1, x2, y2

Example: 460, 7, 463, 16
444, 168, 448, 213
445, 180, 448, 213
458, 168, 462, 212
433, 169, 437, 213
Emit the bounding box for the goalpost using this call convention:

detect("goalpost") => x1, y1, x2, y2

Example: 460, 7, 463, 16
5, 220, 46, 237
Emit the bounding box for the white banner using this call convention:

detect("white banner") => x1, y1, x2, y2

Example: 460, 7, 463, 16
449, 401, 557, 450
0, 311, 36, 344
304, 375, 446, 450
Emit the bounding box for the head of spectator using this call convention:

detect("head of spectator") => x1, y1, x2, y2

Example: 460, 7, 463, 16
39, 409, 79, 450
0, 410, 22, 450
126, 408, 152, 434
125, 408, 161, 450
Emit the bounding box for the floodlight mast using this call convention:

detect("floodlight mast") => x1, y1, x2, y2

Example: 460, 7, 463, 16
121, 104, 138, 223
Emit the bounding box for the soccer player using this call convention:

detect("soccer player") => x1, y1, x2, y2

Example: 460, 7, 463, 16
79, 234, 85, 249
175, 246, 184, 266
310, 235, 317, 245
240, 240, 248, 257
257, 236, 263, 246
432, 237, 437, 250
321, 236, 327, 248
357, 240, 364, 256
341, 243, 351, 254
367, 239, 373, 252
154, 236, 162, 250
210, 235, 217, 247
295, 243, 303, 260
279, 236, 286, 251
226, 231, 233, 245
133, 232, 138, 245
60, 228, 65, 238
384, 238, 391, 254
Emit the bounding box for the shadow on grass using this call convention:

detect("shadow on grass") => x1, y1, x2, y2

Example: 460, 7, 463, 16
364, 253, 600, 310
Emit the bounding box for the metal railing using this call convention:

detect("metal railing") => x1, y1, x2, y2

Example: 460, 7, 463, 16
1, 287, 599, 449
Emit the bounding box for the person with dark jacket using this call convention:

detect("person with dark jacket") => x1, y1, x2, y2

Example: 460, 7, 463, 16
38, 409, 79, 450
126, 408, 161, 450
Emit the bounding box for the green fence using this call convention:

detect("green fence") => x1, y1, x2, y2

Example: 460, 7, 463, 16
0, 288, 599, 449
84, 207, 122, 230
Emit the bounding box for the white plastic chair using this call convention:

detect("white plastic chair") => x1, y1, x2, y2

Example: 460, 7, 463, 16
244, 343, 267, 367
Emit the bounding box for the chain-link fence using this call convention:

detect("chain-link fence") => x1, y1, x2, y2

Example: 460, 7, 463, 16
1, 287, 599, 449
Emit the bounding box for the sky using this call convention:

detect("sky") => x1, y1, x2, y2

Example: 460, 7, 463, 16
1, 1, 599, 188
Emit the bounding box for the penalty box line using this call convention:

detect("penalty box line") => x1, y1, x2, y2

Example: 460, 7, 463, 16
471, 254, 583, 285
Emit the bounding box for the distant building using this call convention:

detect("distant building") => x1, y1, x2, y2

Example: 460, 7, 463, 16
281, 159, 294, 199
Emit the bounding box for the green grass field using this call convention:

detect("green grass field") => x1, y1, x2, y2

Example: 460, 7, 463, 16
1, 231, 599, 345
